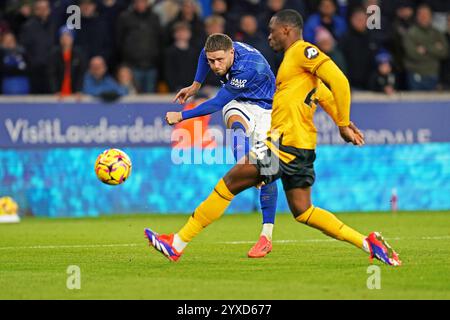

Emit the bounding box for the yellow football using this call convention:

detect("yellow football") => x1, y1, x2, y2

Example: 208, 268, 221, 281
94, 149, 132, 185
0, 196, 19, 215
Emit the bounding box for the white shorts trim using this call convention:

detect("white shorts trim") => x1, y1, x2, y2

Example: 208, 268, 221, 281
222, 100, 271, 144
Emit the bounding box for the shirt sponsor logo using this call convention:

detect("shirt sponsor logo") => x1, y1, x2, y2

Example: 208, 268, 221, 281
230, 78, 248, 89
305, 46, 319, 59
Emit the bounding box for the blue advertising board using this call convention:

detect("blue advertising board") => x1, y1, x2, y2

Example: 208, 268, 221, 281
0, 100, 449, 216
1, 101, 449, 148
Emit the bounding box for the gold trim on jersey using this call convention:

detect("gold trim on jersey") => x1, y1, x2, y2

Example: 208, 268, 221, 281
264, 139, 296, 164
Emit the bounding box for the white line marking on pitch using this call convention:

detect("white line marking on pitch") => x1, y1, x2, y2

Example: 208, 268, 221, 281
0, 236, 449, 251
220, 235, 450, 245
0, 243, 139, 250
220, 239, 336, 244
420, 236, 450, 240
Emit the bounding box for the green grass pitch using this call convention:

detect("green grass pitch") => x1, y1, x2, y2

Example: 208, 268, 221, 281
1, 211, 450, 299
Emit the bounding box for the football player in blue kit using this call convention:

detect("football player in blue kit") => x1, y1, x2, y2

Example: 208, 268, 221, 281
164, 33, 277, 258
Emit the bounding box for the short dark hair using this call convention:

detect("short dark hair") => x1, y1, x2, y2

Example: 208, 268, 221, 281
204, 33, 233, 52
349, 6, 366, 17
273, 9, 304, 30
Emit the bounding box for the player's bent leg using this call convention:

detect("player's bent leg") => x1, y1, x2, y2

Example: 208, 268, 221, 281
286, 187, 366, 248
223, 159, 263, 194
285, 187, 401, 266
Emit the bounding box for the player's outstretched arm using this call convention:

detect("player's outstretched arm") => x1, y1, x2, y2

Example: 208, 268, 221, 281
315, 60, 350, 126
165, 87, 238, 125
316, 87, 364, 146
167, 66, 256, 125
315, 60, 364, 146
167, 82, 202, 125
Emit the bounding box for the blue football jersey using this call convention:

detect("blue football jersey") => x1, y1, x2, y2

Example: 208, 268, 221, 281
220, 42, 275, 110
183, 41, 276, 121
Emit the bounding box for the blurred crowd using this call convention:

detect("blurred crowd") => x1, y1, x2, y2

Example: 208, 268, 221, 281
0, 0, 449, 99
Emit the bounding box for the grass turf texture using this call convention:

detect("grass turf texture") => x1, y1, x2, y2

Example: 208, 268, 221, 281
1, 211, 449, 299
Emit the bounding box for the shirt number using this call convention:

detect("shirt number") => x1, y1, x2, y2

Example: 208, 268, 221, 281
304, 88, 317, 108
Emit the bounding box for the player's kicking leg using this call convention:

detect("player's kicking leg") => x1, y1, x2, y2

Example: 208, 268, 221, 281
145, 158, 262, 262
226, 108, 277, 258
285, 187, 402, 266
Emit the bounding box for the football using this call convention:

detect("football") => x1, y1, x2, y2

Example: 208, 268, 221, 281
94, 149, 132, 185
0, 196, 19, 215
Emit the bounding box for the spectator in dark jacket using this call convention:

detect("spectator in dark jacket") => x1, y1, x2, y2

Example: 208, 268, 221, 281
19, 0, 55, 93
440, 13, 450, 89
340, 7, 378, 89
166, 0, 206, 48
117, 0, 163, 93
229, 0, 264, 16
97, 0, 128, 29
0, 32, 29, 94
202, 15, 226, 87
4, 0, 33, 36
211, 0, 239, 36
164, 22, 199, 92
362, 0, 392, 48
392, 1, 415, 40
49, 26, 86, 98
48, 0, 75, 32
303, 0, 347, 44
369, 51, 397, 95
390, 0, 415, 90
258, 0, 287, 35
235, 15, 269, 53
96, 0, 128, 70
235, 14, 282, 73
74, 0, 113, 68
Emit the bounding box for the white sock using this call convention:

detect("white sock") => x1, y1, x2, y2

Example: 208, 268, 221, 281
362, 239, 370, 254
260, 223, 274, 240
173, 233, 188, 252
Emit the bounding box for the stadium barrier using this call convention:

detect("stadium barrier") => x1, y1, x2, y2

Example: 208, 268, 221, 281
1, 93, 449, 217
